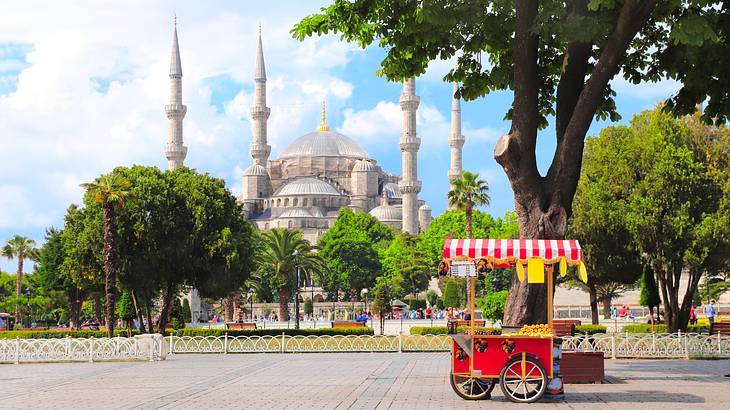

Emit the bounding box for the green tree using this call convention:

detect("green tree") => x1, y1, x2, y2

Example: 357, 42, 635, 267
442, 279, 464, 309
477, 290, 508, 321
80, 173, 132, 337
293, 0, 730, 327
318, 208, 393, 300
569, 125, 644, 324
303, 298, 314, 316
447, 171, 490, 239
256, 229, 325, 321
116, 290, 136, 334
181, 298, 192, 324
380, 233, 432, 298
639, 267, 661, 317
370, 275, 395, 335
2, 235, 40, 326
419, 209, 497, 268
425, 290, 438, 308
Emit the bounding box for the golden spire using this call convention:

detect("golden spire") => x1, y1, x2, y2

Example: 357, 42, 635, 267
382, 190, 389, 206
317, 100, 330, 131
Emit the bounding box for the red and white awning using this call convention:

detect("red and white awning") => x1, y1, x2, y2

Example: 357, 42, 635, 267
443, 239, 583, 267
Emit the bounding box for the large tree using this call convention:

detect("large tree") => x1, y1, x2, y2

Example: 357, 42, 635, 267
419, 209, 497, 268
569, 126, 644, 324
2, 235, 40, 326
380, 233, 432, 298
293, 0, 730, 326
80, 174, 132, 337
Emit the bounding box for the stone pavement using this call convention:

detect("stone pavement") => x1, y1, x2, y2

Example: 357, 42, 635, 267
1, 353, 729, 409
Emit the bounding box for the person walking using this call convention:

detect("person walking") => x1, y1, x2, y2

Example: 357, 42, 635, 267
706, 300, 716, 326
689, 304, 697, 325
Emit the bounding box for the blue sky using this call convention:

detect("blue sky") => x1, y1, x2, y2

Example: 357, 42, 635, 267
0, 1, 681, 273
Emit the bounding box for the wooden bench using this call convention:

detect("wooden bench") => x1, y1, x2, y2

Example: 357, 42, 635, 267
226, 322, 257, 330
560, 351, 604, 384
710, 321, 730, 335
332, 321, 365, 328
552, 319, 581, 337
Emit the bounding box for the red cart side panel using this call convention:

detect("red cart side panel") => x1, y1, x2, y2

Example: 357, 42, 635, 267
452, 341, 470, 374
452, 336, 553, 378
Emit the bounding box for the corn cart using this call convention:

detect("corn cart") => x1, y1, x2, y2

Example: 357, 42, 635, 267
439, 239, 587, 403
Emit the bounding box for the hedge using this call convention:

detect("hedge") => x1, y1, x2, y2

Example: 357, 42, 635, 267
172, 327, 374, 337
404, 298, 427, 310
574, 325, 607, 335
0, 329, 141, 339
620, 324, 709, 334
410, 326, 501, 335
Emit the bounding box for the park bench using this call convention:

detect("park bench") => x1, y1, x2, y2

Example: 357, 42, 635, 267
710, 321, 730, 335
226, 322, 257, 330
331, 321, 365, 328
552, 319, 581, 337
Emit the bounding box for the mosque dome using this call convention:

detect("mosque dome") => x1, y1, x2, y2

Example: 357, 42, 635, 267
279, 207, 324, 218
352, 159, 377, 172
273, 177, 343, 197
279, 130, 369, 160
243, 164, 268, 176
369, 203, 402, 223
384, 182, 402, 199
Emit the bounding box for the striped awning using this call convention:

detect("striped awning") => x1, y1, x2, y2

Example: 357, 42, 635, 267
443, 239, 584, 267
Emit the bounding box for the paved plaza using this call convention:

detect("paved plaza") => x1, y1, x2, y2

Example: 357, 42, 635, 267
1, 353, 729, 409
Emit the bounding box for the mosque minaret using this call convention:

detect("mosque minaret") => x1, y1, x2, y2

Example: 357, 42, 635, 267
164, 15, 187, 170
448, 83, 464, 209
398, 78, 421, 234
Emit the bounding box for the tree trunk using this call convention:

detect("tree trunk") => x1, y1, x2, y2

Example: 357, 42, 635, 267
93, 293, 104, 326
144, 297, 153, 334
588, 282, 599, 325
278, 288, 289, 322
465, 206, 473, 239
102, 203, 117, 338
15, 256, 24, 326
601, 296, 612, 320
68, 287, 84, 330
131, 289, 146, 333
156, 283, 176, 334
224, 293, 235, 322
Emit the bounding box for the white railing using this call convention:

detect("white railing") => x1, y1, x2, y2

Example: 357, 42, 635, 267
560, 332, 730, 359
0, 335, 165, 364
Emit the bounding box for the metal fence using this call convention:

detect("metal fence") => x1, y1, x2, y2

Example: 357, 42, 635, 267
0, 335, 165, 364
4, 333, 729, 364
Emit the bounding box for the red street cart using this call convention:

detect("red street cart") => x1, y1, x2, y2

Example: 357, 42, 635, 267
440, 239, 587, 403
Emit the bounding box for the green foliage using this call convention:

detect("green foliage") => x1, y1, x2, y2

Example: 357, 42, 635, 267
425, 290, 438, 308
447, 171, 490, 238
380, 233, 432, 298
303, 298, 314, 316
292, 1, 730, 125
418, 210, 496, 268
435, 298, 445, 310
410, 326, 500, 335
639, 267, 661, 309
172, 327, 374, 337
404, 298, 426, 311
115, 290, 136, 322
318, 208, 393, 299
574, 325, 607, 335
171, 317, 183, 330
181, 298, 191, 323
622, 324, 668, 333
0, 329, 140, 339
687, 324, 711, 334
442, 279, 465, 309
476, 290, 508, 321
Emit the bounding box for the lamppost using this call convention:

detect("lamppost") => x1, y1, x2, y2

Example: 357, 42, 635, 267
248, 288, 254, 321
293, 250, 301, 330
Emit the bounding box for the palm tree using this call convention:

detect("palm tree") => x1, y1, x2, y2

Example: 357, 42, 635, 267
80, 174, 132, 337
2, 235, 39, 326
255, 228, 325, 322
447, 171, 491, 239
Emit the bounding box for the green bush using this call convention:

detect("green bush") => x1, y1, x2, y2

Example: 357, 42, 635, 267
435, 298, 445, 310
172, 326, 374, 337
0, 329, 141, 339
622, 324, 668, 333
171, 317, 184, 330
476, 290, 508, 321
574, 324, 607, 335
410, 326, 500, 335
687, 324, 710, 333
405, 298, 427, 310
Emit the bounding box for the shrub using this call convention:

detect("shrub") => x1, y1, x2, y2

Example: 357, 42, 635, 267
687, 324, 710, 334
405, 298, 427, 311
171, 317, 183, 330
172, 327, 374, 337
622, 324, 668, 333
574, 324, 607, 335
410, 326, 500, 335
476, 290, 508, 321
435, 298, 445, 310
0, 329, 141, 339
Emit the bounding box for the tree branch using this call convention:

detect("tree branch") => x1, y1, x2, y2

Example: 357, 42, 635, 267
549, 0, 658, 213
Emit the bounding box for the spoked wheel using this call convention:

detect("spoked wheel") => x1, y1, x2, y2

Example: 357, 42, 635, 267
499, 355, 547, 403
450, 372, 495, 400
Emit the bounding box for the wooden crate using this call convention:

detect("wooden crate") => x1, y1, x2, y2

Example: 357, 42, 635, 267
560, 351, 604, 384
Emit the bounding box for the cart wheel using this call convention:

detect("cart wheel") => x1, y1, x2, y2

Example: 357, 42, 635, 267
450, 372, 495, 400
499, 355, 547, 404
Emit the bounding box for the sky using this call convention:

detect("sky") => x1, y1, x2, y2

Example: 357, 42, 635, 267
0, 0, 681, 273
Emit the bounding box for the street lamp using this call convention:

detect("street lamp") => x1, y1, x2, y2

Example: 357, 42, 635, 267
293, 250, 301, 330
